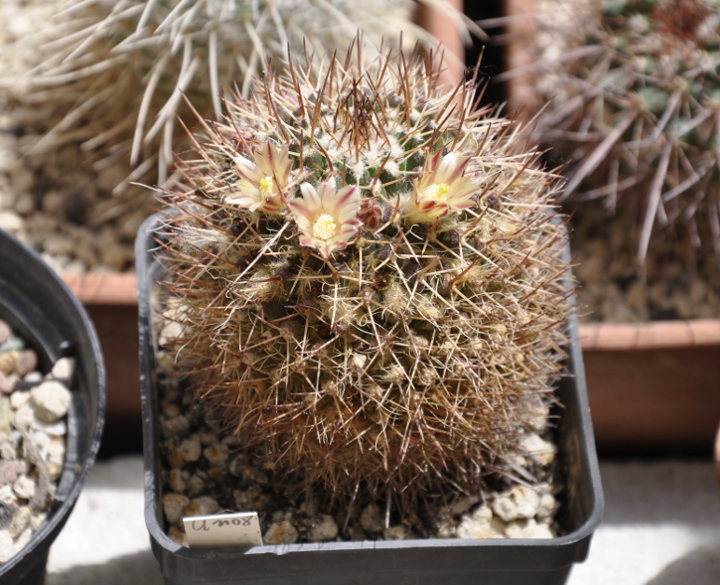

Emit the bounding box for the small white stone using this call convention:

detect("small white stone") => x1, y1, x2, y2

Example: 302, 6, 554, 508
162, 493, 190, 525
30, 380, 71, 423
29, 512, 46, 531
168, 469, 186, 493
183, 497, 219, 517
42, 235, 74, 258
0, 486, 15, 505
11, 404, 33, 432
536, 492, 557, 521
0, 211, 23, 235
435, 517, 456, 538
12, 526, 32, 554
161, 415, 190, 439
0, 433, 16, 462
308, 514, 338, 542
455, 505, 505, 539
13, 193, 33, 216
33, 419, 67, 436
186, 474, 206, 498
26, 432, 50, 460
450, 495, 481, 516
0, 442, 15, 461
99, 241, 128, 271
51, 358, 75, 382
263, 520, 299, 545
203, 443, 229, 467
169, 526, 188, 547
0, 399, 11, 434
0, 529, 13, 562
23, 372, 42, 384
12, 476, 35, 500
8, 506, 30, 539
359, 503, 384, 533
383, 525, 412, 540
492, 486, 541, 522
168, 436, 202, 467
520, 433, 556, 467
505, 518, 554, 539
9, 391, 30, 410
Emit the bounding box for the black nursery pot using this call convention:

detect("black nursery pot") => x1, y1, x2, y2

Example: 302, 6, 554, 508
0, 229, 105, 584
137, 213, 603, 585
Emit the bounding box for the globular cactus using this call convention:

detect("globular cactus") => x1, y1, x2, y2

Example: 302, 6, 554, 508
157, 40, 571, 513
526, 0, 720, 264
22, 0, 476, 223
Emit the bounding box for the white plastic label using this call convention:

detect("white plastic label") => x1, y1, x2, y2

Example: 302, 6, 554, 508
183, 512, 263, 548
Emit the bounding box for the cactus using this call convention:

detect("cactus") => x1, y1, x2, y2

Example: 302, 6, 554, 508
156, 40, 571, 514
526, 0, 720, 264
21, 0, 477, 223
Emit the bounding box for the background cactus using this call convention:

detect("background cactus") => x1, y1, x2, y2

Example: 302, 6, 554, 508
13, 0, 477, 225
525, 0, 720, 265
156, 40, 571, 515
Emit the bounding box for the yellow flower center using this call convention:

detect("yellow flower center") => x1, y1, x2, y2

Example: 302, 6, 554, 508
259, 176, 277, 198
423, 183, 450, 203
313, 214, 337, 240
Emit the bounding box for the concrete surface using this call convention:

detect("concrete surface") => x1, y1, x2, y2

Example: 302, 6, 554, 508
45, 458, 720, 584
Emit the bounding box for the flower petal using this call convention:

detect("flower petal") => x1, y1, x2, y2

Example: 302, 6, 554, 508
300, 182, 322, 210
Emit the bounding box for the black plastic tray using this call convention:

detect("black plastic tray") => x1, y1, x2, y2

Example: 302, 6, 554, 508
137, 213, 603, 585
0, 229, 105, 585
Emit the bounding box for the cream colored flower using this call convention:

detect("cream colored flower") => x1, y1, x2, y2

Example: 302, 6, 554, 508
405, 151, 476, 223
289, 178, 362, 258
226, 142, 293, 213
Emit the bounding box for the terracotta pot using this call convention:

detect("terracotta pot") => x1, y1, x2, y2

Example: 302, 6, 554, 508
60, 273, 141, 450
580, 320, 720, 453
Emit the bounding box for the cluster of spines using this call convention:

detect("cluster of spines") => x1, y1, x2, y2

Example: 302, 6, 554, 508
19, 0, 476, 223
159, 42, 571, 513
527, 0, 720, 263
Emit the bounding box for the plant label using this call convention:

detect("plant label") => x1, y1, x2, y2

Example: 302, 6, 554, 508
183, 511, 263, 548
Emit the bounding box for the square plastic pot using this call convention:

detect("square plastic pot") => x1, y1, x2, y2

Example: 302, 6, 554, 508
0, 229, 105, 585
136, 213, 603, 585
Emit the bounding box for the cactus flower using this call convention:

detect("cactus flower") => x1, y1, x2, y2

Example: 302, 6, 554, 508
289, 178, 362, 258
405, 151, 476, 223
226, 143, 293, 213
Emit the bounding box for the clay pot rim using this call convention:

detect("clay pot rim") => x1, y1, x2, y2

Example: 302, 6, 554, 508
61, 272, 720, 351
579, 320, 720, 351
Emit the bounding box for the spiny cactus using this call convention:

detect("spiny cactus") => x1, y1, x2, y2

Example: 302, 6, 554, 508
157, 40, 571, 513
526, 0, 720, 264
19, 0, 477, 224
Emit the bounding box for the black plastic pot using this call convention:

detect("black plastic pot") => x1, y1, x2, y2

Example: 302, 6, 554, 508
0, 229, 105, 584
137, 213, 603, 585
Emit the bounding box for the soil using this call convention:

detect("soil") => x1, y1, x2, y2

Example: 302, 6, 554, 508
568, 201, 720, 323
152, 348, 563, 547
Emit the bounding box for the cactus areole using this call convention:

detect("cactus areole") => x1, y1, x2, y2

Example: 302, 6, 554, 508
157, 41, 572, 514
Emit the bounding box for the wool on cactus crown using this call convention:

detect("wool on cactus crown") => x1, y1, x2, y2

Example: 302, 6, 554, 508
157, 40, 572, 512
528, 0, 720, 264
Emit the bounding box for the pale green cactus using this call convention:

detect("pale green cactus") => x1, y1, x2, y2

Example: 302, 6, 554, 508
20, 0, 477, 224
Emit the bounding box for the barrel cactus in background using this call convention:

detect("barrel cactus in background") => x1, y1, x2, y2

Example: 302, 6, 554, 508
20, 0, 476, 223
527, 0, 720, 264
156, 39, 572, 514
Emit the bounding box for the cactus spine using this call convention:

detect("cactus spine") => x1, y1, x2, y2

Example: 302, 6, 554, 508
529, 0, 720, 264
20, 0, 475, 222
158, 41, 571, 513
